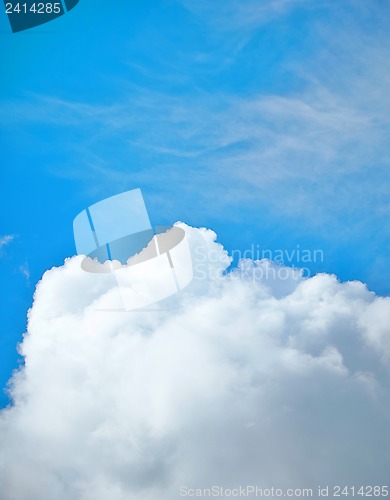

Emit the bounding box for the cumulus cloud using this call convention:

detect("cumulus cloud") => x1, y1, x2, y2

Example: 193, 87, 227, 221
0, 224, 389, 500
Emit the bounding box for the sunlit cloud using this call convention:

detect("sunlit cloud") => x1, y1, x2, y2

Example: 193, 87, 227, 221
0, 224, 389, 499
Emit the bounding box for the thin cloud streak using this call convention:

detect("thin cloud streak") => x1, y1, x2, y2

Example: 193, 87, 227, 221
0, 235, 14, 249
177, 0, 312, 31
0, 1, 389, 229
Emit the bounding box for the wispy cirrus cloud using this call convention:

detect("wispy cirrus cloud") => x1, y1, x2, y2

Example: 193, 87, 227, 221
0, 235, 14, 250
6, 76, 387, 229
178, 0, 311, 31
19, 262, 30, 285
1, 1, 389, 231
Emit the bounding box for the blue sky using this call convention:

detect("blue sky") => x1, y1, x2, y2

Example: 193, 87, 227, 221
1, 0, 389, 407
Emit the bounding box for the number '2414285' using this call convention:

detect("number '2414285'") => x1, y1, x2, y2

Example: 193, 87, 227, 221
5, 3, 62, 14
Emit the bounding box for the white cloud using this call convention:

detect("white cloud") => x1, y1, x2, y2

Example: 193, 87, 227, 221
1, 3, 389, 232
0, 235, 14, 249
0, 224, 389, 500
178, 0, 308, 31
19, 262, 30, 284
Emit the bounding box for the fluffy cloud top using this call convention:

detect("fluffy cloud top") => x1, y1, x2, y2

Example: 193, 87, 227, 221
0, 224, 389, 500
